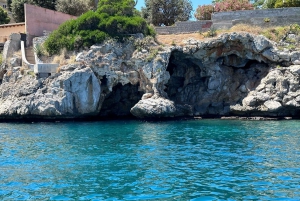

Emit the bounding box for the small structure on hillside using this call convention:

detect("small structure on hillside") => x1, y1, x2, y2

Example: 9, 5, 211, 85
0, 23, 25, 43
0, 4, 77, 47
0, 0, 7, 9
1, 4, 75, 78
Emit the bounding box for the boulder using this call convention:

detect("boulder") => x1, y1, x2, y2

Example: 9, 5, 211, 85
130, 98, 177, 118
130, 97, 192, 119
264, 100, 282, 112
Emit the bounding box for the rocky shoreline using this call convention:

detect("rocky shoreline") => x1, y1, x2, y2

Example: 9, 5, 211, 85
1, 32, 300, 120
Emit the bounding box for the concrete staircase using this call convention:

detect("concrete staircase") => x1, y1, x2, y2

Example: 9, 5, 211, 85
25, 47, 35, 64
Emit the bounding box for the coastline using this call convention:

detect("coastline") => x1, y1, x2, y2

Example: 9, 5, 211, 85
1, 33, 300, 120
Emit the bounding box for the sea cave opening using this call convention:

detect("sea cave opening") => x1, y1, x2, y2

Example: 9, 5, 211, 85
165, 51, 270, 116
99, 83, 143, 118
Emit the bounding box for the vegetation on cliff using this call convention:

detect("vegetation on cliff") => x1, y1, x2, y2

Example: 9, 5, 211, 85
44, 0, 155, 55
141, 0, 193, 26
55, 0, 95, 16
11, 0, 56, 22
156, 23, 300, 52
253, 0, 300, 8
195, 0, 300, 20
0, 6, 10, 24
9, 0, 96, 22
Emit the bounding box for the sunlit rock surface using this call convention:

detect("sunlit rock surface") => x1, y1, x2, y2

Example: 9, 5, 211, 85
1, 33, 300, 119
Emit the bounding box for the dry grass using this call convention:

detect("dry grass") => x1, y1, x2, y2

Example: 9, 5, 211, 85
156, 24, 291, 46
56, 66, 61, 73
20, 66, 26, 75
13, 50, 22, 57
156, 25, 262, 46
225, 24, 264, 35
6, 70, 13, 77
52, 48, 68, 66
156, 33, 205, 46
51, 48, 79, 66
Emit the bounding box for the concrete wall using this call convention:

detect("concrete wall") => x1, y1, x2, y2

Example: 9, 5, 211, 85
0, 23, 25, 43
25, 4, 77, 45
212, 7, 300, 29
155, 21, 212, 35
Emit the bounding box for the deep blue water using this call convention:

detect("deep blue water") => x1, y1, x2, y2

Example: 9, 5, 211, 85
0, 119, 300, 201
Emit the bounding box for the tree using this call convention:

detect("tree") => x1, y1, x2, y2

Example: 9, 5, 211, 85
0, 7, 10, 24
11, 0, 57, 22
45, 0, 155, 55
214, 0, 254, 12
6, 0, 12, 11
11, 0, 26, 22
274, 0, 300, 8
264, 0, 276, 8
141, 0, 193, 26
56, 0, 94, 16
254, 0, 300, 8
32, 0, 56, 10
194, 5, 214, 20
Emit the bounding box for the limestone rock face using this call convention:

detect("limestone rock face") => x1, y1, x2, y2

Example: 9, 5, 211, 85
0, 65, 101, 119
231, 65, 300, 116
1, 33, 300, 119
2, 33, 21, 62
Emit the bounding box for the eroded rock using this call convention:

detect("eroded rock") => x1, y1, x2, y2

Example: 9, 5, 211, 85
1, 33, 300, 119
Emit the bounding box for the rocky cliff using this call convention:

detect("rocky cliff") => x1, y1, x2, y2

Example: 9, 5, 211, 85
1, 32, 300, 120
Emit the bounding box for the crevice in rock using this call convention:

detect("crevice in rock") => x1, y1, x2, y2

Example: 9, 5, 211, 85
165, 51, 270, 117
101, 75, 107, 86
99, 83, 143, 117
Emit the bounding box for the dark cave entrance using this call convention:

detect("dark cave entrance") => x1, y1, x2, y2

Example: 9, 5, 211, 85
99, 83, 143, 117
165, 51, 270, 116
165, 51, 204, 104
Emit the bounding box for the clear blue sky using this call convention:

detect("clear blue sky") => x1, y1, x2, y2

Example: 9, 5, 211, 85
136, 0, 213, 11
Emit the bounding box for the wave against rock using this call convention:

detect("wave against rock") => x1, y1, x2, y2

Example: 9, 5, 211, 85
1, 32, 300, 119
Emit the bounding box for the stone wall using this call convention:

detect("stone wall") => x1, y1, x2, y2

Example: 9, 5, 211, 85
155, 21, 212, 35
212, 7, 300, 30
155, 7, 300, 35
24, 4, 77, 46
2, 33, 21, 63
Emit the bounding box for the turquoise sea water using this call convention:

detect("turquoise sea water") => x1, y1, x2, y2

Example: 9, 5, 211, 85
0, 119, 300, 201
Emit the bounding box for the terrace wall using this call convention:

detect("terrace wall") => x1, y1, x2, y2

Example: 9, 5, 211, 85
24, 4, 77, 45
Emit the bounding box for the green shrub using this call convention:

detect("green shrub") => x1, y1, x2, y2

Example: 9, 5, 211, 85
274, 0, 300, 8
194, 5, 214, 20
34, 43, 46, 58
45, 0, 155, 55
0, 7, 10, 24
0, 54, 3, 65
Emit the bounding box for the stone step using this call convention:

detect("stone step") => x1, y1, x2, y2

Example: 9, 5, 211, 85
25, 47, 35, 64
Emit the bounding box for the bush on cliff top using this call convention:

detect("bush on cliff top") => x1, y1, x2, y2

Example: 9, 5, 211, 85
194, 5, 214, 20
214, 0, 254, 12
0, 6, 10, 24
44, 0, 155, 55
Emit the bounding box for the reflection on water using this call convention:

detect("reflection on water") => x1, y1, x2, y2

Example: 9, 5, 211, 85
0, 120, 300, 200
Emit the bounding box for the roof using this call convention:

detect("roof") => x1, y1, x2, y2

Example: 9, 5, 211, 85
0, 22, 25, 28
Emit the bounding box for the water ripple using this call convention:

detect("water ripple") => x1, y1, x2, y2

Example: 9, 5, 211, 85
0, 120, 300, 200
